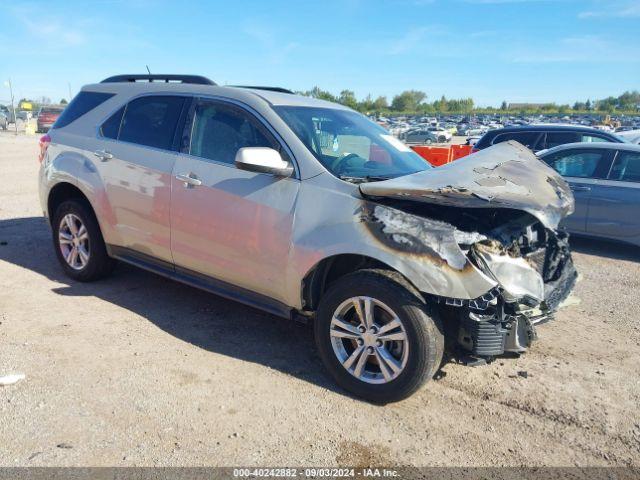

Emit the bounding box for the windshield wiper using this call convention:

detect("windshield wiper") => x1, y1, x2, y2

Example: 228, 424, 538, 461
339, 175, 394, 184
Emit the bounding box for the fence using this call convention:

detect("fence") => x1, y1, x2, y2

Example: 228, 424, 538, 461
410, 144, 473, 166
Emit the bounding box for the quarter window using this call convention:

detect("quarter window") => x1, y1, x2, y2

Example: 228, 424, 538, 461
189, 101, 278, 165
119, 96, 185, 150
52, 91, 114, 129
609, 151, 640, 182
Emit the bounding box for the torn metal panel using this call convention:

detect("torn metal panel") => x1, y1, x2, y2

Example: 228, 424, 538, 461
359, 141, 574, 230
472, 242, 545, 302
362, 204, 485, 270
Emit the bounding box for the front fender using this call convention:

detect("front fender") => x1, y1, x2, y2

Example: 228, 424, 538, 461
285, 182, 497, 310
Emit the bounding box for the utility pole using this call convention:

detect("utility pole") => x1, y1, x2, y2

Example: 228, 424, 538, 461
6, 78, 18, 135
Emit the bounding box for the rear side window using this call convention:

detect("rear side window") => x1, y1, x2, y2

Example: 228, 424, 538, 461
543, 149, 609, 178
492, 132, 542, 149
119, 96, 185, 150
52, 91, 114, 129
544, 132, 580, 149
100, 106, 125, 139
609, 151, 640, 182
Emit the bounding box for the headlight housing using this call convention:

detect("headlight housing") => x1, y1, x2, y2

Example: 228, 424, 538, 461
473, 245, 544, 304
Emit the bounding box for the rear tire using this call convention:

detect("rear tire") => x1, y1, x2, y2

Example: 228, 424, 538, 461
314, 269, 444, 403
52, 199, 116, 281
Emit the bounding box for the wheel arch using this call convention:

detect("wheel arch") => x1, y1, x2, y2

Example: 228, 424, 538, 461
301, 254, 423, 312
47, 182, 93, 226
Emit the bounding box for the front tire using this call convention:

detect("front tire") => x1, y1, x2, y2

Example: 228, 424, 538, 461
314, 269, 444, 403
52, 199, 116, 281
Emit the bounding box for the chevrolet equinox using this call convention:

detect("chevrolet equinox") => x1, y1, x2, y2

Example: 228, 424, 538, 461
38, 74, 577, 403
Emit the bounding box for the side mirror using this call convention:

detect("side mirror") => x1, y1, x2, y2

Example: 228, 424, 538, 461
235, 147, 294, 177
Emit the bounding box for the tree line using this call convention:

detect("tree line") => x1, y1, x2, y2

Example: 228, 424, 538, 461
297, 87, 640, 115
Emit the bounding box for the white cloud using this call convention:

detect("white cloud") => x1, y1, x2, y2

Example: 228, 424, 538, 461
243, 21, 299, 65
511, 34, 635, 63
579, 0, 640, 18
387, 27, 432, 55
388, 27, 428, 55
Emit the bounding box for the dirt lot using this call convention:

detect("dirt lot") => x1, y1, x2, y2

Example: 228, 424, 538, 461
1, 132, 639, 467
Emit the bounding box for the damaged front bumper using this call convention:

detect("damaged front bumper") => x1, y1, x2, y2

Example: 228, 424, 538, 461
450, 231, 577, 359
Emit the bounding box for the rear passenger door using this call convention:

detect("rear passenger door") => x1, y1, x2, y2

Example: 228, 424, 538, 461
98, 95, 188, 263
587, 150, 640, 241
541, 148, 613, 233
170, 98, 300, 304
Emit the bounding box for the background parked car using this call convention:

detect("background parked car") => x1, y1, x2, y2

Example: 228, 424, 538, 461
617, 129, 640, 145
0, 105, 16, 123
404, 129, 439, 144
538, 142, 640, 247
16, 111, 31, 121
426, 126, 452, 142
0, 112, 7, 130
474, 125, 625, 152
36, 105, 64, 133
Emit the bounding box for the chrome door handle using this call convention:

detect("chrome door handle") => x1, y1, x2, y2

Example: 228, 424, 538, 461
175, 173, 202, 187
570, 184, 591, 192
93, 150, 113, 162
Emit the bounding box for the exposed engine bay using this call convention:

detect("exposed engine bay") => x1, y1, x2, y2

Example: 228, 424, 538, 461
371, 199, 577, 362
358, 141, 578, 362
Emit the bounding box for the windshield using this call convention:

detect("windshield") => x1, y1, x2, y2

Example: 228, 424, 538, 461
274, 106, 430, 181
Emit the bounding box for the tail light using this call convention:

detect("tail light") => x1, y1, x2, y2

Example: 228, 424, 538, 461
38, 134, 51, 163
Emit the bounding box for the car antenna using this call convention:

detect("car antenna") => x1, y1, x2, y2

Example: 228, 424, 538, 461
145, 65, 152, 75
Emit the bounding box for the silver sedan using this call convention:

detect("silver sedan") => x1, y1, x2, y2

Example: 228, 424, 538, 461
539, 142, 640, 247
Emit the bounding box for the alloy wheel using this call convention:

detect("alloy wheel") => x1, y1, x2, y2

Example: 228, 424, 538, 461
58, 213, 90, 270
329, 296, 409, 384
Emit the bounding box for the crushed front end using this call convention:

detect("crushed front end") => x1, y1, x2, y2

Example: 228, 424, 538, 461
452, 225, 577, 360
358, 141, 579, 362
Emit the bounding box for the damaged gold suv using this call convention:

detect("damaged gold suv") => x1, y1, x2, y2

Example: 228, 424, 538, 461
39, 75, 577, 403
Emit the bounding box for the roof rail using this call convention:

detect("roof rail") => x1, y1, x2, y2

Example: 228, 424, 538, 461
231, 85, 294, 94
101, 74, 216, 85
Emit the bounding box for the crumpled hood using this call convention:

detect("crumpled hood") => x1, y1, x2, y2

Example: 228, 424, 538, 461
359, 140, 574, 230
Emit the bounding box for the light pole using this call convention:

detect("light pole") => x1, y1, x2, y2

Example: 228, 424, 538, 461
3, 79, 18, 135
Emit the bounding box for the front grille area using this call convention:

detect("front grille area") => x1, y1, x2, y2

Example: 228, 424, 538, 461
459, 314, 507, 356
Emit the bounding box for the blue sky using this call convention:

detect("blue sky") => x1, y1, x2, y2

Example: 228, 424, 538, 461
0, 0, 638, 107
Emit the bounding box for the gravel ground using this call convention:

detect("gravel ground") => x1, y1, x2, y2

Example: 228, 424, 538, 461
0, 132, 639, 467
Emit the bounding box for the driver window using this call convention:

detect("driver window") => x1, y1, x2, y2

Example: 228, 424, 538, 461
189, 101, 279, 165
